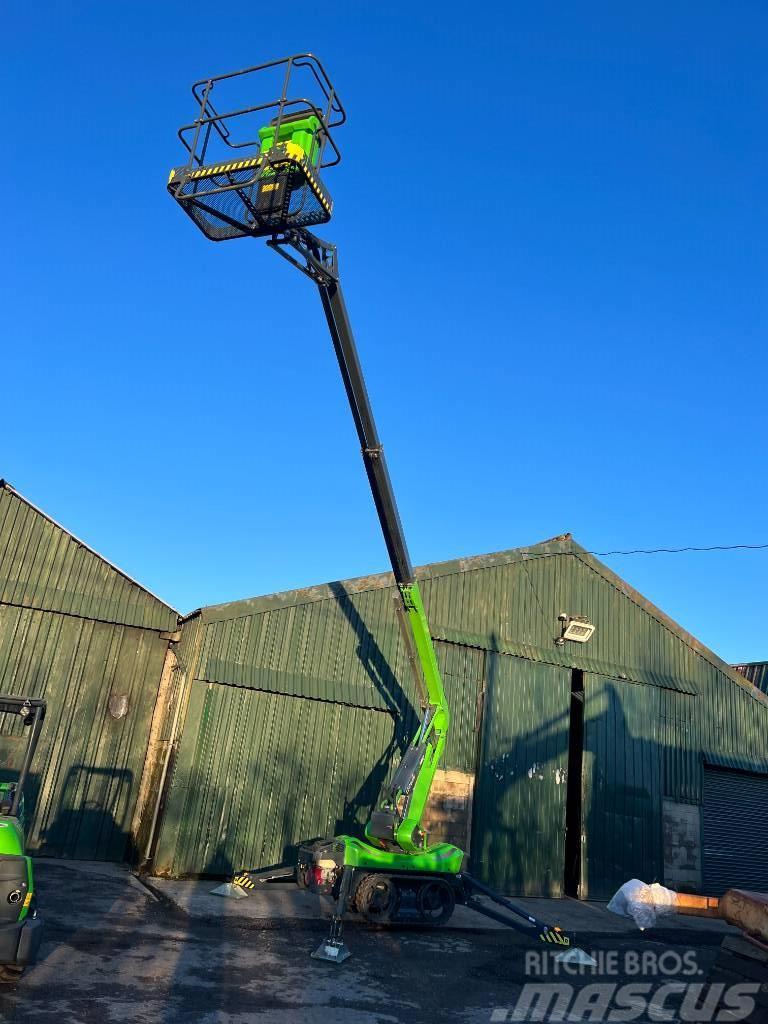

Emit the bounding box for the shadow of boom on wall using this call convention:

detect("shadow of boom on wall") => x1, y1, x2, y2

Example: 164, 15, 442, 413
33, 765, 135, 862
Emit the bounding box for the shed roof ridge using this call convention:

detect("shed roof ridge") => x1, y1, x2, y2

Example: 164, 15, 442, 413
196, 534, 768, 710
197, 535, 579, 619
0, 479, 180, 620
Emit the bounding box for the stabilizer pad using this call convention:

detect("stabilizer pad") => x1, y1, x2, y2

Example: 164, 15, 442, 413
555, 947, 598, 967
311, 939, 351, 964
210, 882, 250, 900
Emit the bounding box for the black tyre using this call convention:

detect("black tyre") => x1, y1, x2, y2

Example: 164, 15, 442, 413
416, 879, 456, 925
354, 873, 398, 925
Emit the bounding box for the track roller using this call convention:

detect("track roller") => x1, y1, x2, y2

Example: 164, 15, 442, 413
353, 873, 399, 924
416, 879, 456, 924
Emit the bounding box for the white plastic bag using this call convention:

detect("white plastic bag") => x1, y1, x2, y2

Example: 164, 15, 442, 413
607, 878, 678, 930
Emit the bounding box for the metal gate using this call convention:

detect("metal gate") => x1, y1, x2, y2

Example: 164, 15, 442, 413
703, 766, 768, 894
472, 655, 571, 896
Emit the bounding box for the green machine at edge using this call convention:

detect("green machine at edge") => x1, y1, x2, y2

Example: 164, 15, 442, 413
0, 697, 45, 982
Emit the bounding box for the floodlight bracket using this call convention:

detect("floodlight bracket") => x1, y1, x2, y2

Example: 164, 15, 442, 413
555, 614, 596, 646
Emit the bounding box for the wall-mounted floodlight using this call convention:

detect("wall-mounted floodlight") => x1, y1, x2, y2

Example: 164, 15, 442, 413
556, 613, 596, 646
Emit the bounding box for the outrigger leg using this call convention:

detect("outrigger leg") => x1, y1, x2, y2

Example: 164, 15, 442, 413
311, 866, 354, 964
461, 874, 597, 966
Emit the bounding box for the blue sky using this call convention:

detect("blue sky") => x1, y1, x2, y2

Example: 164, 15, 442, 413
5, 3, 766, 662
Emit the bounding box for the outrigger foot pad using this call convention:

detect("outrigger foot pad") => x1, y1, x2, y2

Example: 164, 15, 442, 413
311, 939, 351, 964
210, 882, 250, 900
554, 947, 597, 967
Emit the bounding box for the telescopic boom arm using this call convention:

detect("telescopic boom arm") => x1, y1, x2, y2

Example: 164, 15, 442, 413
167, 62, 597, 968
166, 53, 450, 858
269, 230, 450, 854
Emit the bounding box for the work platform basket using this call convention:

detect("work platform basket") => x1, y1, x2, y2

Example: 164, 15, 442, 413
168, 55, 345, 241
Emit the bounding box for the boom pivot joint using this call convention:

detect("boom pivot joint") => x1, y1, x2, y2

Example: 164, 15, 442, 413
267, 229, 338, 286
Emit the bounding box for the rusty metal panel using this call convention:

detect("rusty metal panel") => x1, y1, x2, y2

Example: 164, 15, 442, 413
153, 679, 396, 877
149, 613, 204, 764
472, 654, 571, 896
733, 662, 768, 697
662, 799, 702, 891
0, 482, 178, 631
133, 614, 206, 864
0, 604, 169, 859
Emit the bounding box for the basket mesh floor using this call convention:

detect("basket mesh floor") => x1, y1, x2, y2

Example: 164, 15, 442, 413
169, 156, 332, 240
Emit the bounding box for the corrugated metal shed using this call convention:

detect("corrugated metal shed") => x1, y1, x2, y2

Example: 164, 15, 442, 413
702, 767, 768, 894
0, 481, 180, 860
733, 662, 768, 697
582, 675, 663, 898
192, 534, 757, 701
0, 482, 177, 632
154, 679, 397, 876
473, 656, 570, 895
704, 750, 768, 774
153, 534, 768, 895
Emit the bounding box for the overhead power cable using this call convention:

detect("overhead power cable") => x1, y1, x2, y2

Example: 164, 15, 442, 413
592, 543, 768, 556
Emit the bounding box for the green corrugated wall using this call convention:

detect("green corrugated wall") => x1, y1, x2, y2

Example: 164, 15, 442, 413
0, 482, 179, 860
154, 535, 768, 892
151, 626, 488, 876
154, 680, 397, 876
0, 483, 177, 633
4, 479, 765, 886
473, 655, 571, 895
582, 676, 663, 899
436, 641, 485, 772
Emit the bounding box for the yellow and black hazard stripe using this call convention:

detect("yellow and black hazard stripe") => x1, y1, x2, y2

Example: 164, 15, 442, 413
539, 927, 570, 946
167, 145, 333, 219
232, 873, 256, 890
262, 144, 332, 216
167, 159, 262, 186
186, 157, 264, 181
168, 144, 333, 217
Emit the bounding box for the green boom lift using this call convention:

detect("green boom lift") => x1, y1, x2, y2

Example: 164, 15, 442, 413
168, 54, 594, 967
0, 697, 45, 982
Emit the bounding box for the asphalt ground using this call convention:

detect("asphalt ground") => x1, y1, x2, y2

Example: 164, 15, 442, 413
150, 874, 735, 936
0, 861, 753, 1024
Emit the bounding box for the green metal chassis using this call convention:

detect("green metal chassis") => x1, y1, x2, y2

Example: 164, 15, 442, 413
337, 835, 464, 875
